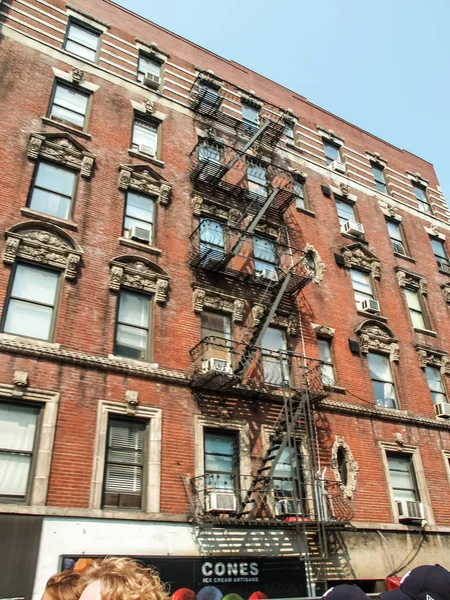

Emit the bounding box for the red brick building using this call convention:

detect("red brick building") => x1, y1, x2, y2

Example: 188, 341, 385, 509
1, 1, 450, 598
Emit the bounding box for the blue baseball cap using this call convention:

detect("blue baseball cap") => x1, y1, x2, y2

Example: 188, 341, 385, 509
380, 565, 450, 600
322, 584, 370, 600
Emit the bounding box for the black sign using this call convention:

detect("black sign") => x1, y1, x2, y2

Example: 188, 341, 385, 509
62, 555, 307, 600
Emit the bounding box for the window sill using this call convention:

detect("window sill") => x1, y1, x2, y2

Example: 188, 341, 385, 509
296, 207, 315, 217
357, 310, 388, 322
107, 354, 159, 369
42, 117, 91, 140
118, 237, 161, 256
438, 268, 450, 277
128, 149, 164, 167
324, 385, 346, 394
341, 232, 369, 245
394, 252, 415, 263
0, 332, 60, 349
414, 327, 437, 337
286, 141, 300, 150
20, 207, 78, 231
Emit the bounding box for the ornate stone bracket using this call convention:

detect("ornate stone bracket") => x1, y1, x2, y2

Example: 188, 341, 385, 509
192, 287, 244, 323
312, 324, 335, 339
302, 243, 325, 284
416, 346, 450, 375
330, 436, 359, 499
3, 222, 83, 280
355, 320, 399, 362
395, 268, 427, 295
71, 66, 84, 85
340, 243, 381, 279
125, 390, 139, 415
252, 304, 298, 336
441, 283, 450, 305
118, 165, 171, 205
109, 256, 169, 304
28, 133, 96, 178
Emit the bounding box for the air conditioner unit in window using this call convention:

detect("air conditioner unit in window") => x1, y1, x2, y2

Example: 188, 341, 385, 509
341, 220, 365, 237
435, 402, 450, 418
128, 225, 151, 244
205, 492, 237, 513
138, 144, 156, 157
275, 499, 303, 517
143, 72, 160, 90
257, 268, 279, 282
201, 358, 232, 375
329, 160, 346, 174
397, 500, 424, 522
361, 298, 380, 314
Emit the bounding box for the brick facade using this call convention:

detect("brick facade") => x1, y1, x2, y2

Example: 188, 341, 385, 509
1, 0, 450, 597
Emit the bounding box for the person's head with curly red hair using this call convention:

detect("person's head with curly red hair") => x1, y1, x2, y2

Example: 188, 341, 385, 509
42, 569, 84, 600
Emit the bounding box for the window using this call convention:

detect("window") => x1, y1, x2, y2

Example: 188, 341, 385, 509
318, 339, 335, 386
387, 453, 419, 502
425, 367, 448, 405
350, 268, 375, 310
285, 121, 294, 143
123, 192, 155, 244
323, 140, 341, 165
430, 238, 450, 272
335, 197, 356, 228
103, 417, 146, 509
368, 352, 398, 409
3, 264, 59, 341
404, 288, 427, 330
204, 430, 238, 492
412, 183, 432, 214
199, 140, 222, 165
371, 163, 387, 194
272, 445, 304, 502
253, 236, 278, 275
131, 118, 158, 157
28, 162, 76, 220
137, 53, 161, 85
0, 402, 40, 501
199, 218, 225, 263
64, 20, 100, 62
247, 162, 267, 198
262, 327, 288, 386
49, 82, 89, 129
201, 311, 231, 364
241, 102, 259, 134
387, 221, 407, 256
294, 181, 306, 209
198, 81, 220, 108
114, 290, 151, 360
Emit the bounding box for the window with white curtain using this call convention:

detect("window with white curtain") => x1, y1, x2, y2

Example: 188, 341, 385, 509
262, 327, 288, 386
253, 236, 278, 274
350, 269, 375, 310
3, 263, 59, 341
64, 20, 100, 62
0, 403, 40, 500
367, 352, 398, 409
425, 367, 448, 405
103, 417, 146, 509
387, 453, 419, 502
114, 290, 151, 361
318, 339, 336, 386
404, 288, 427, 330
50, 82, 89, 129
131, 118, 158, 157
247, 162, 267, 198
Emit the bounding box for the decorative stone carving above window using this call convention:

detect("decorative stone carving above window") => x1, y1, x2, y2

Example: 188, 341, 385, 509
192, 287, 244, 323
135, 39, 170, 60
3, 221, 83, 280
416, 345, 450, 375
317, 127, 344, 146
441, 283, 450, 305
379, 201, 401, 222
395, 267, 427, 295
340, 243, 381, 279
407, 171, 429, 187
330, 436, 359, 499
302, 243, 325, 284
197, 72, 223, 90
366, 151, 387, 167
424, 222, 445, 240
109, 255, 169, 303
28, 133, 96, 178
118, 165, 171, 205
312, 323, 335, 339
241, 93, 262, 109
355, 320, 399, 362
252, 304, 298, 336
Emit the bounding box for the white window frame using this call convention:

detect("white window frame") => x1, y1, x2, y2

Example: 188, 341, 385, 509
0, 381, 59, 506
379, 442, 434, 525
90, 400, 161, 513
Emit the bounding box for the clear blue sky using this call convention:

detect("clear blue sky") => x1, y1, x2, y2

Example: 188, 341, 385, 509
117, 0, 450, 202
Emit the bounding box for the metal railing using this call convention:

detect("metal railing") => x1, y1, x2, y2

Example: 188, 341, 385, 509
189, 141, 296, 218
189, 70, 287, 147
189, 337, 326, 396
188, 473, 353, 526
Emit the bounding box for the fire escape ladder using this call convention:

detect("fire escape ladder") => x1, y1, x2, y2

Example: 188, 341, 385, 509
233, 270, 292, 378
